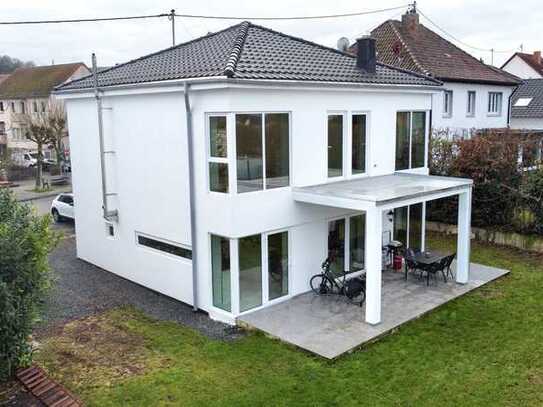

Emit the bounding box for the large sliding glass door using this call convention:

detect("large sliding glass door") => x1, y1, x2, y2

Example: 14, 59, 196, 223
393, 203, 424, 251
327, 214, 365, 275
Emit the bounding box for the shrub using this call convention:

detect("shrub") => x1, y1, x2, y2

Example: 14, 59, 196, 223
523, 169, 543, 234
0, 188, 57, 380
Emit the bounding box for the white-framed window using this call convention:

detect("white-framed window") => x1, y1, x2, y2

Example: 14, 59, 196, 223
32, 101, 38, 113
10, 102, 15, 112
41, 101, 47, 113
327, 214, 366, 276
488, 92, 503, 116
206, 112, 290, 194
20, 101, 25, 114
0, 102, 4, 112
395, 111, 428, 171
135, 232, 192, 260
443, 90, 453, 117
207, 115, 229, 193
327, 111, 369, 179
467, 91, 476, 117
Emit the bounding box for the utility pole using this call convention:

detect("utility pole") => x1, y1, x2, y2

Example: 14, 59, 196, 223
168, 9, 176, 46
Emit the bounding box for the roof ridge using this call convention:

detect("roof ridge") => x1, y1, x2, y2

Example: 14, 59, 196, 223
387, 20, 429, 76
224, 21, 250, 77
56, 23, 246, 90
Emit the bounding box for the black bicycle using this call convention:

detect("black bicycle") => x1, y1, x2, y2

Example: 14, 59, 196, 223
309, 258, 366, 306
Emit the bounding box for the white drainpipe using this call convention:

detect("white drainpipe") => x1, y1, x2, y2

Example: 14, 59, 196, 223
184, 82, 198, 311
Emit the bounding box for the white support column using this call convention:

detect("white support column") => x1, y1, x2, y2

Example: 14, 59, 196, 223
365, 206, 383, 325
456, 188, 472, 284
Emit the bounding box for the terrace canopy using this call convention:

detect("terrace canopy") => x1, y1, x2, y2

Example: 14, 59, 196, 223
292, 173, 473, 325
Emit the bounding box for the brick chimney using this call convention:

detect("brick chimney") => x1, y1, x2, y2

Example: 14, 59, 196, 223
533, 51, 542, 64
401, 10, 419, 33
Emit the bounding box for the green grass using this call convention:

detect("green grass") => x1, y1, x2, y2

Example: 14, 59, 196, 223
35, 234, 543, 406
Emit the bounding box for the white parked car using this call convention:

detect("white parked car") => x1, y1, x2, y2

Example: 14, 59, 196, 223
51, 193, 74, 222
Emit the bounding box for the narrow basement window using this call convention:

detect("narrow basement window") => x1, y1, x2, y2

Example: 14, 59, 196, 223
136, 233, 192, 260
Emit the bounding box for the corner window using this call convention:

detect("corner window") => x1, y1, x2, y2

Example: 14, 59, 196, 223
208, 115, 228, 193
211, 234, 231, 312
352, 114, 367, 175
395, 111, 427, 171
443, 90, 453, 117
268, 231, 288, 300
136, 233, 192, 260
239, 234, 262, 312
467, 91, 476, 117
327, 114, 344, 177
488, 92, 503, 115
236, 113, 289, 193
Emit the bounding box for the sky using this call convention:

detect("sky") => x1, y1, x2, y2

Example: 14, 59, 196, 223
2, 0, 541, 69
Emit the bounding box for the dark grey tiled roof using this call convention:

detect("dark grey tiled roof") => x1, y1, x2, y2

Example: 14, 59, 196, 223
511, 79, 543, 118
57, 22, 440, 91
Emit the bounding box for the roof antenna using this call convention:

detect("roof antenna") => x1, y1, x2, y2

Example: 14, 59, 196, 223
409, 1, 417, 13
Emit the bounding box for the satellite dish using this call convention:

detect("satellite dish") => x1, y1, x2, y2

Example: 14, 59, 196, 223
337, 37, 350, 52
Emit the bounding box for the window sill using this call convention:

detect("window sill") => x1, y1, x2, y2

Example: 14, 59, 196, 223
487, 113, 502, 117
442, 114, 452, 119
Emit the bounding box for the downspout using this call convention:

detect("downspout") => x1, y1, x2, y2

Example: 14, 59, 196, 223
92, 53, 118, 221
507, 84, 518, 128
184, 82, 198, 311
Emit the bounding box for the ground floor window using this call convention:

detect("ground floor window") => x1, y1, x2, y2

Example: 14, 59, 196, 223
328, 214, 365, 275
393, 203, 423, 251
268, 231, 288, 300
211, 235, 231, 312
239, 234, 262, 312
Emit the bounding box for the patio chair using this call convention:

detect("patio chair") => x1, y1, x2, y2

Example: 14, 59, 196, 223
404, 249, 422, 280
442, 253, 456, 280
419, 261, 444, 286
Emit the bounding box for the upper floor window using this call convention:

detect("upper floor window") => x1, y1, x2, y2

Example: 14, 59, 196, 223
327, 114, 343, 177
208, 115, 229, 193
20, 101, 25, 114
0, 121, 5, 135
236, 113, 289, 193
488, 92, 503, 116
10, 102, 15, 112
0, 102, 4, 112
32, 101, 38, 113
327, 112, 368, 178
467, 91, 476, 117
207, 112, 290, 194
395, 111, 427, 171
41, 101, 47, 113
443, 90, 453, 117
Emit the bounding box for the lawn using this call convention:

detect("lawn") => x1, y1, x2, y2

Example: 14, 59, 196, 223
34, 233, 543, 406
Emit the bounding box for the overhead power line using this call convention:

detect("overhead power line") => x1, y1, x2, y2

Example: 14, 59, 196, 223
417, 8, 518, 54
0, 5, 409, 25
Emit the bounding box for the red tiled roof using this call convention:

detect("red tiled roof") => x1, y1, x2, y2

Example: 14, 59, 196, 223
350, 14, 519, 86
501, 52, 543, 77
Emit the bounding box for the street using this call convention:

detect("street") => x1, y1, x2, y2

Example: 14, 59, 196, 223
25, 194, 75, 236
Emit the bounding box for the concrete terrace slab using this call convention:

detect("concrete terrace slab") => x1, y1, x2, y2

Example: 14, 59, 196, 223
237, 263, 509, 359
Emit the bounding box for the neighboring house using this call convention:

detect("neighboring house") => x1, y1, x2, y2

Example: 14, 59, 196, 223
501, 51, 543, 79
0, 63, 90, 162
55, 22, 473, 325
510, 79, 543, 130
350, 10, 519, 138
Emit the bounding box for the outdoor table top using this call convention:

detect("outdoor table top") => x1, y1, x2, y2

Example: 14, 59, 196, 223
412, 251, 450, 265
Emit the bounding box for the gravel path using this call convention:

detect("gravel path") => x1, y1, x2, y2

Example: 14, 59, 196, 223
39, 237, 242, 340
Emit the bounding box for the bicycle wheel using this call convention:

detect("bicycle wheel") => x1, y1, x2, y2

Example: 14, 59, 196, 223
310, 274, 334, 295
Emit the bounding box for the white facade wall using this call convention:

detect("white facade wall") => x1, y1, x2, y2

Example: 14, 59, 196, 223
432, 81, 514, 137
64, 84, 434, 323
510, 117, 543, 130
502, 56, 542, 79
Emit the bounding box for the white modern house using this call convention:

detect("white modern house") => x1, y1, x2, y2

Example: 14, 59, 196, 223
56, 22, 473, 326
350, 9, 519, 138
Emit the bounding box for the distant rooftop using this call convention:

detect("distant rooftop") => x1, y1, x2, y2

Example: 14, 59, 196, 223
57, 21, 441, 92
511, 79, 543, 119
0, 63, 87, 98
350, 11, 519, 86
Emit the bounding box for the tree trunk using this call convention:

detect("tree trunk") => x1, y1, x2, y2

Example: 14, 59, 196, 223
55, 138, 63, 174
36, 143, 43, 189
